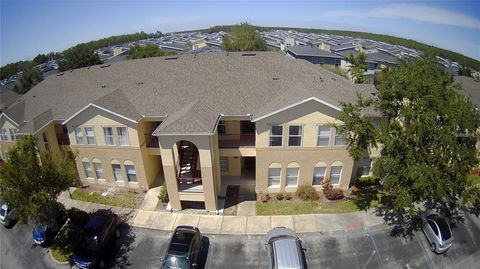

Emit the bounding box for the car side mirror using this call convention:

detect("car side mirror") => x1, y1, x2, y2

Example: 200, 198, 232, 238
192, 263, 198, 268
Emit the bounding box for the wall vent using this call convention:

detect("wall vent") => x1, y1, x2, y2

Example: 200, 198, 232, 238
242, 53, 256, 56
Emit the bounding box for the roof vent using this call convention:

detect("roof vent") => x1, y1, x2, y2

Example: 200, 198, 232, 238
100, 64, 111, 68
101, 84, 107, 88
331, 77, 336, 81
273, 77, 279, 81
33, 95, 36, 98
136, 81, 144, 85
242, 53, 256, 57
57, 73, 64, 77
319, 77, 324, 82
165, 56, 178, 60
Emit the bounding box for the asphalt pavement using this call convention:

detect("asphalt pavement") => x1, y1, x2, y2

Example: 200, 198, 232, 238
1, 212, 480, 269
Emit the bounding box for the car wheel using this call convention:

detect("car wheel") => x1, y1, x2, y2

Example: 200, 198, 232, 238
430, 243, 436, 252
99, 259, 105, 269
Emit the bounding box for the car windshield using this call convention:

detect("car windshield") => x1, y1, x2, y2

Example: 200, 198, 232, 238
168, 230, 195, 255
430, 215, 452, 240
162, 255, 189, 269
0, 207, 6, 217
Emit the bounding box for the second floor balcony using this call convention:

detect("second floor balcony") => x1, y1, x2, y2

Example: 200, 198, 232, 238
56, 133, 70, 146
218, 133, 255, 148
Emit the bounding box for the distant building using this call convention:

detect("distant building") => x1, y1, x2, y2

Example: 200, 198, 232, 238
287, 45, 342, 67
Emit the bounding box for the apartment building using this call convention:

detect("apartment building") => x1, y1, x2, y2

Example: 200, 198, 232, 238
0, 52, 378, 212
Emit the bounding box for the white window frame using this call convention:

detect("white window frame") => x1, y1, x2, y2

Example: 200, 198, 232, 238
334, 128, 345, 146
103, 127, 115, 146
93, 162, 104, 179
267, 167, 281, 187
269, 125, 283, 147
84, 127, 96, 145
288, 125, 303, 147
330, 166, 343, 185
313, 166, 327, 186
0, 129, 8, 141
317, 125, 331, 147
220, 156, 229, 172
112, 163, 123, 182
125, 164, 137, 183
74, 127, 84, 145
286, 167, 299, 187
9, 129, 17, 141
82, 161, 93, 178
116, 127, 129, 146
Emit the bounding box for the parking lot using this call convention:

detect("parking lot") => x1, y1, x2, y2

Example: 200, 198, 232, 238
1, 212, 479, 269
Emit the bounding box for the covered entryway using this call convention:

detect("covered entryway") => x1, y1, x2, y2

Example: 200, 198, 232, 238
175, 140, 202, 192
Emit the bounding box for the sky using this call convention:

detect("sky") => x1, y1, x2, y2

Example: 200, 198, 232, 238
1, 0, 479, 66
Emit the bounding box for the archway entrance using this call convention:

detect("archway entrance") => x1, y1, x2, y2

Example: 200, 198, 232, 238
175, 140, 202, 192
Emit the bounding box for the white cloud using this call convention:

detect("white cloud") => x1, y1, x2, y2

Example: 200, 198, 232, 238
324, 3, 480, 29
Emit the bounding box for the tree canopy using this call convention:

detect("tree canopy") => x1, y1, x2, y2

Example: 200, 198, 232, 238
58, 44, 102, 71
127, 44, 176, 59
346, 52, 368, 84
0, 136, 76, 226
337, 56, 480, 224
14, 67, 43, 94
221, 22, 267, 52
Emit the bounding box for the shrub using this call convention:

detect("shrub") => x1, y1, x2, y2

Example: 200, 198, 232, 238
324, 188, 344, 200
322, 177, 333, 193
285, 192, 292, 200
276, 192, 285, 201
296, 185, 320, 201
355, 176, 380, 187
158, 182, 169, 203
259, 192, 271, 203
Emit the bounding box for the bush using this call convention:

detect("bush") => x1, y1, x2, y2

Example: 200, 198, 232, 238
259, 192, 271, 203
158, 182, 169, 203
276, 192, 284, 201
324, 189, 344, 200
296, 185, 320, 201
285, 193, 292, 200
355, 176, 380, 187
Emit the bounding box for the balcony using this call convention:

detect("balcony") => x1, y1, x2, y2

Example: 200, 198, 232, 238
56, 133, 70, 146
218, 134, 255, 148
144, 134, 159, 148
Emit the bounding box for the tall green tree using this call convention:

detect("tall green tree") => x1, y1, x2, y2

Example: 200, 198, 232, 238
14, 67, 43, 94
337, 57, 480, 226
58, 44, 102, 71
346, 52, 368, 84
221, 22, 267, 52
127, 44, 176, 59
0, 136, 76, 226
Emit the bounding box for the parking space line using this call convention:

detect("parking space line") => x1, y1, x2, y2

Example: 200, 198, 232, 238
366, 227, 384, 269
413, 230, 434, 269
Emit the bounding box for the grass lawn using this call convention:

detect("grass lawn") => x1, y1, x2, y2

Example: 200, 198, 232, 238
50, 245, 71, 263
468, 175, 480, 187
256, 198, 378, 215
71, 189, 142, 208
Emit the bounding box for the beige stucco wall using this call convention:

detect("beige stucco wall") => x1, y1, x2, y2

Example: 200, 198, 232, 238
254, 99, 354, 193
220, 156, 242, 176
0, 117, 18, 159
137, 120, 163, 187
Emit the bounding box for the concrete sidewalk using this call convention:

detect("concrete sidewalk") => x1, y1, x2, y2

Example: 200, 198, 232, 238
58, 191, 385, 235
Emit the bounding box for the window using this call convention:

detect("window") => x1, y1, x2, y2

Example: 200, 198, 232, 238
112, 163, 123, 181
288, 126, 303, 147
317, 126, 331, 147
117, 127, 129, 146
428, 220, 439, 236
356, 159, 372, 177
125, 164, 137, 182
42, 132, 50, 152
330, 165, 343, 185
268, 167, 281, 187
220, 157, 229, 171
9, 129, 17, 141
286, 166, 299, 187
313, 166, 326, 185
269, 126, 283, 147
85, 127, 96, 145
0, 129, 8, 141
82, 160, 93, 178
334, 128, 345, 146
218, 121, 226, 134
74, 127, 84, 144
103, 127, 115, 145
93, 159, 104, 179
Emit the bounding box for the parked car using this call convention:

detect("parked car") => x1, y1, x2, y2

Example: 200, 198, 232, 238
266, 226, 306, 269
0, 202, 17, 227
72, 211, 121, 269
162, 226, 203, 269
421, 212, 454, 253
32, 208, 67, 246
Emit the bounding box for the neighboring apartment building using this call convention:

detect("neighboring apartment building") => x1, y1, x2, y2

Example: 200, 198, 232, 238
0, 52, 378, 212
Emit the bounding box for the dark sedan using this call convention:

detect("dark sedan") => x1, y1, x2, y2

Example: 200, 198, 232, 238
162, 226, 203, 269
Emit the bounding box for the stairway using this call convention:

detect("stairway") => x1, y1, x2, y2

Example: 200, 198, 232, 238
177, 141, 201, 184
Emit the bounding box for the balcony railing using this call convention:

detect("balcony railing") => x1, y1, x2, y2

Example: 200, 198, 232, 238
56, 133, 70, 146
144, 134, 159, 148
218, 133, 255, 148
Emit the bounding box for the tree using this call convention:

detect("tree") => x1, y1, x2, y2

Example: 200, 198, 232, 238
33, 54, 49, 65
337, 57, 480, 228
0, 136, 76, 226
58, 44, 102, 71
127, 44, 176, 60
14, 67, 43, 94
221, 22, 267, 52
346, 52, 368, 84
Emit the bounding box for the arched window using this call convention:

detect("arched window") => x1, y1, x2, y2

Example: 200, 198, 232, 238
124, 160, 137, 183
111, 159, 123, 182
286, 162, 300, 187
82, 157, 93, 178
92, 158, 104, 179
330, 161, 343, 185
268, 162, 281, 187
313, 162, 327, 186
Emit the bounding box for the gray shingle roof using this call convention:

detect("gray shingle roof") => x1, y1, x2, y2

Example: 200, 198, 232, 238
288, 45, 343, 59
2, 52, 377, 134
455, 76, 480, 108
